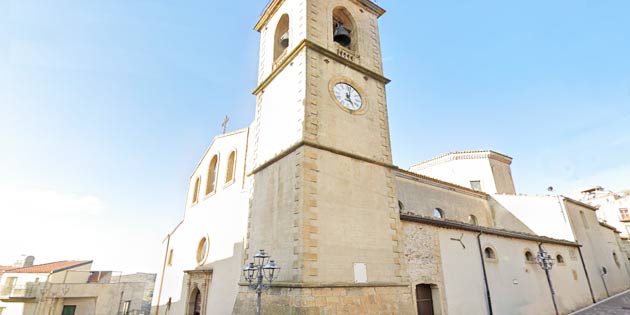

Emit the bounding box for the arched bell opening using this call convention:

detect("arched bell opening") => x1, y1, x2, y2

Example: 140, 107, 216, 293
332, 7, 356, 50
274, 14, 290, 62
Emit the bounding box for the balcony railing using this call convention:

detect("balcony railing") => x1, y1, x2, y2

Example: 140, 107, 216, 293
0, 284, 42, 299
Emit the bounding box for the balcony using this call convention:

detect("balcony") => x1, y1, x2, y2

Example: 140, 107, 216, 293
0, 284, 42, 301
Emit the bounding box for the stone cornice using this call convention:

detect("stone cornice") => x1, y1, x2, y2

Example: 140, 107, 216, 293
400, 213, 581, 247
410, 150, 513, 171
393, 169, 489, 199
252, 39, 390, 95
254, 0, 386, 32
562, 196, 599, 212
249, 140, 395, 175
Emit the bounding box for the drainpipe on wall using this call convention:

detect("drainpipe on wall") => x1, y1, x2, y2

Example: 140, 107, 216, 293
476, 233, 493, 315
600, 267, 610, 298
155, 234, 171, 315
538, 243, 559, 315
577, 247, 596, 303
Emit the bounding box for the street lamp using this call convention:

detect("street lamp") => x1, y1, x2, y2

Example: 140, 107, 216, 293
537, 246, 559, 315
536, 248, 556, 270
242, 249, 281, 315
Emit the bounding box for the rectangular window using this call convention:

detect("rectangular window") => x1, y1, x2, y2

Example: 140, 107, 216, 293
122, 300, 131, 315
62, 306, 77, 315
168, 249, 174, 266
470, 180, 481, 191
619, 208, 630, 221
1, 277, 17, 295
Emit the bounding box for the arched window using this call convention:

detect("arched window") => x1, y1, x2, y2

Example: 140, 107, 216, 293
225, 151, 236, 183
484, 247, 496, 260
192, 177, 201, 204
468, 215, 478, 225
206, 155, 218, 195
274, 14, 290, 62
433, 208, 444, 219
524, 250, 535, 263
398, 200, 404, 211
332, 7, 355, 49
556, 254, 565, 264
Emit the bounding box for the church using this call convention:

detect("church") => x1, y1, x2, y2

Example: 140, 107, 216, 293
152, 0, 630, 314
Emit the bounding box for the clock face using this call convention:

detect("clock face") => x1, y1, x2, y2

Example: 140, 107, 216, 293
333, 82, 362, 111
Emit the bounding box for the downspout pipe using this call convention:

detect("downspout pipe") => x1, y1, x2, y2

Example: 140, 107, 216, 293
577, 246, 596, 303
539, 242, 559, 315
155, 234, 171, 315
477, 232, 493, 315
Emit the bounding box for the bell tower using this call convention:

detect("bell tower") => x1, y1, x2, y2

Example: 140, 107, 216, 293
234, 0, 414, 313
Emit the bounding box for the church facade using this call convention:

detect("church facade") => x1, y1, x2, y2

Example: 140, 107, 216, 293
153, 1, 630, 314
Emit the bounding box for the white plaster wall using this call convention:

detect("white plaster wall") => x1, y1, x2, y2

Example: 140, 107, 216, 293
0, 302, 24, 315
437, 230, 487, 315
482, 236, 555, 315
155, 131, 251, 315
491, 195, 576, 242
410, 157, 516, 195
257, 0, 307, 83
404, 223, 593, 315
411, 159, 499, 193
252, 51, 306, 169
597, 197, 630, 237
564, 201, 630, 301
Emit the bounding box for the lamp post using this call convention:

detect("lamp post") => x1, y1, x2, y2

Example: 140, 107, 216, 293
242, 249, 280, 315
537, 246, 558, 315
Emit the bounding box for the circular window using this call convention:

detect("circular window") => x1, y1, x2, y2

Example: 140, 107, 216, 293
196, 237, 209, 265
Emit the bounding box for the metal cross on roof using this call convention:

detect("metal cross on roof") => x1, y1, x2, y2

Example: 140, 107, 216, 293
222, 115, 230, 134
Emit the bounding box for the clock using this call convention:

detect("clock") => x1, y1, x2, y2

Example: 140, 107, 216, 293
333, 82, 363, 111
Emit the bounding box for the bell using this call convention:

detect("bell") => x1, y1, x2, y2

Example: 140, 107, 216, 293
333, 23, 351, 47
280, 32, 289, 49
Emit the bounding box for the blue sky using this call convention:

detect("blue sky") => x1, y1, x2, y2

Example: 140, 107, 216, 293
1, 0, 628, 273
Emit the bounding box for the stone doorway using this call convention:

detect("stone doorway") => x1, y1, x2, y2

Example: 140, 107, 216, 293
416, 284, 435, 315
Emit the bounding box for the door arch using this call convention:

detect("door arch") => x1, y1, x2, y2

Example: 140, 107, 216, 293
188, 287, 202, 315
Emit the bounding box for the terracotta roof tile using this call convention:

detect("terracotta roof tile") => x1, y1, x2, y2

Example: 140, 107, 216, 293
7, 261, 92, 274
0, 265, 14, 278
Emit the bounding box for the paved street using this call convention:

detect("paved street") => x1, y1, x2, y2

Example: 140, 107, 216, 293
573, 290, 630, 315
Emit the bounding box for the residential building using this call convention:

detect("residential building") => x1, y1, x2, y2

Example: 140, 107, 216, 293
0, 259, 155, 315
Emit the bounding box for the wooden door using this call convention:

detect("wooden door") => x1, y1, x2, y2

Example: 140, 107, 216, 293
61, 306, 76, 315
193, 290, 202, 315
416, 284, 434, 315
